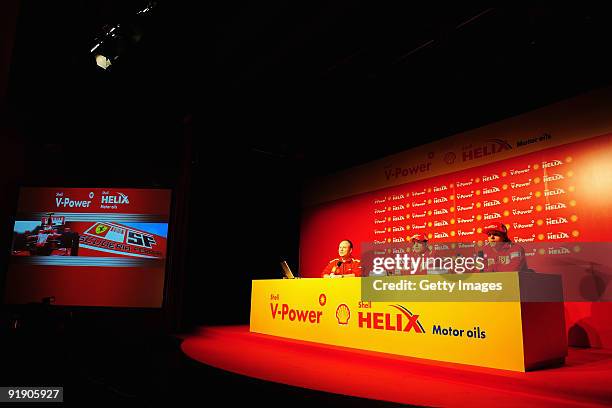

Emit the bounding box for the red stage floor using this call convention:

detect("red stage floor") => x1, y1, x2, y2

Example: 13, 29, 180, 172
181, 326, 612, 407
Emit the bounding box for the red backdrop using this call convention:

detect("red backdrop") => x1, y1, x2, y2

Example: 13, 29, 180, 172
301, 132, 612, 348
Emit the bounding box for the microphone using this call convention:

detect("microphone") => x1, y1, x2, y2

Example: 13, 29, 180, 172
332, 261, 343, 273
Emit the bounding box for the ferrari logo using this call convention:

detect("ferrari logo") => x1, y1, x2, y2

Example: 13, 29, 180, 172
95, 224, 109, 234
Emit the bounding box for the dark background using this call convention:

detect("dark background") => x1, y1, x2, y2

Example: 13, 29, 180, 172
2, 0, 612, 328
1, 2, 612, 404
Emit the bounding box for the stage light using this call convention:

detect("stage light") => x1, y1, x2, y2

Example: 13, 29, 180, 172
136, 2, 155, 15
89, 1, 157, 71
95, 54, 112, 70
90, 23, 122, 71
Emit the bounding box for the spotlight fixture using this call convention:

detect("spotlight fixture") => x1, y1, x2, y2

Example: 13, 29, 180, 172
90, 23, 123, 71
94, 54, 112, 70
89, 1, 157, 71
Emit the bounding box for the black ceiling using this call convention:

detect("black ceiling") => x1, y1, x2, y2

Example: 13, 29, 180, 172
8, 3, 612, 177
213, 3, 612, 175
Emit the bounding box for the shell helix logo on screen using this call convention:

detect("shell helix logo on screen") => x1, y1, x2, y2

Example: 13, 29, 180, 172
357, 304, 425, 333
269, 294, 323, 324
100, 191, 130, 210
101, 191, 129, 204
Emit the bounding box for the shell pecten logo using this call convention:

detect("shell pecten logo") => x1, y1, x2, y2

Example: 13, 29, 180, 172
336, 304, 351, 325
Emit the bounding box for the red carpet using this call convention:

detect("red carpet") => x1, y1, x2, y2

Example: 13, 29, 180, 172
181, 326, 612, 407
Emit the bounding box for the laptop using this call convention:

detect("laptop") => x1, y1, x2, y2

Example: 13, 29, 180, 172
280, 260, 297, 279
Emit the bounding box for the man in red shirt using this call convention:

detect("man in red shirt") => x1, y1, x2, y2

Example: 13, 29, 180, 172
322, 239, 362, 278
406, 233, 432, 275
481, 222, 529, 272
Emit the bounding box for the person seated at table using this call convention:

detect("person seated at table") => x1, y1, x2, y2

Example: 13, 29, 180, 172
406, 233, 439, 275
322, 239, 362, 278
481, 222, 529, 272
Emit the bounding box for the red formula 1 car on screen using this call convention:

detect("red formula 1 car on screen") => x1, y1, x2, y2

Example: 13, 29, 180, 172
21, 214, 80, 256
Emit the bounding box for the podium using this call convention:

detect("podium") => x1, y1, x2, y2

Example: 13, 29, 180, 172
250, 272, 567, 372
